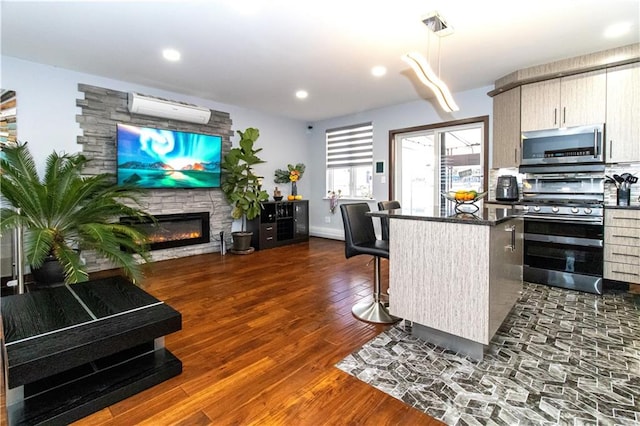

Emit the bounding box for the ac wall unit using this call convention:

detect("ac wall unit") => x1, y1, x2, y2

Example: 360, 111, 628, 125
127, 92, 211, 124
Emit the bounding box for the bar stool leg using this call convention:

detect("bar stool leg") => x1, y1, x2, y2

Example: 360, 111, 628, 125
352, 257, 399, 324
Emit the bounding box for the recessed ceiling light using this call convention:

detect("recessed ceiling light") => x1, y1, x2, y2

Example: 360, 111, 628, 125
295, 90, 308, 99
603, 22, 631, 39
162, 49, 181, 62
371, 66, 387, 77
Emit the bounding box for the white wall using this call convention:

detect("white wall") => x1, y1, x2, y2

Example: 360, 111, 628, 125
307, 86, 494, 239
0, 56, 309, 197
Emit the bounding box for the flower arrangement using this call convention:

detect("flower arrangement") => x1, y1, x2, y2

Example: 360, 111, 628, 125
328, 189, 342, 213
274, 163, 306, 183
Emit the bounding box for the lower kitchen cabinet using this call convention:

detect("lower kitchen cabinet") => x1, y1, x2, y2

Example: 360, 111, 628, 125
248, 200, 309, 250
604, 208, 640, 284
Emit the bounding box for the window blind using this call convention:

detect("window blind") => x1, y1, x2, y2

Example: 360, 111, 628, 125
326, 122, 373, 169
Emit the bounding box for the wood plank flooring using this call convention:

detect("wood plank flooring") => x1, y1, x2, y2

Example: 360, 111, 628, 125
70, 237, 442, 425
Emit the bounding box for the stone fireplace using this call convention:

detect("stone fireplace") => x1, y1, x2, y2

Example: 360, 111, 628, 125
76, 84, 233, 272
121, 212, 210, 251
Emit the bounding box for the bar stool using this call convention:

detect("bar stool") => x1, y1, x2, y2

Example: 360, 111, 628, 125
340, 203, 399, 324
377, 200, 401, 241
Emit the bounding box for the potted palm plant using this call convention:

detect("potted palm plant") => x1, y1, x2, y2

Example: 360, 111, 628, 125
220, 128, 269, 253
0, 142, 154, 285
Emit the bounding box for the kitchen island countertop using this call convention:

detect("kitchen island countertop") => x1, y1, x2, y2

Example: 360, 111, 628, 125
368, 204, 521, 226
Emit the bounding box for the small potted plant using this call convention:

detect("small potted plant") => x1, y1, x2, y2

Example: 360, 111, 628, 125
0, 142, 154, 285
274, 163, 305, 199
220, 128, 269, 252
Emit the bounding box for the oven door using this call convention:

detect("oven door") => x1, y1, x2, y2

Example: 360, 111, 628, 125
523, 218, 603, 294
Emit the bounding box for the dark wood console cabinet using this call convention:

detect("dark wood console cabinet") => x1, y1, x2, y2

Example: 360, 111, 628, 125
248, 200, 309, 250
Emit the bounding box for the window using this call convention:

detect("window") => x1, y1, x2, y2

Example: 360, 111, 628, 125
326, 122, 373, 198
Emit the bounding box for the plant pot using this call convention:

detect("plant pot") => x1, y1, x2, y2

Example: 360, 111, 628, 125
31, 255, 66, 285
231, 231, 254, 252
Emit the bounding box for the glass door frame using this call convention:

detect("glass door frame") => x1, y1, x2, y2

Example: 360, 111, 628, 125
388, 116, 489, 203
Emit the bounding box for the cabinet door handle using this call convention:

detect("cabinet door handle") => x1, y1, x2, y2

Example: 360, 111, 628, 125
266, 237, 273, 241
554, 108, 557, 125
609, 140, 613, 159
612, 252, 640, 258
612, 270, 639, 276
562, 107, 566, 124
514, 148, 517, 163
266, 226, 273, 231
506, 225, 516, 252
612, 234, 639, 239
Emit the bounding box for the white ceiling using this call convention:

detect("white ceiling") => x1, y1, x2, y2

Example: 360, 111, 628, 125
2, 0, 639, 122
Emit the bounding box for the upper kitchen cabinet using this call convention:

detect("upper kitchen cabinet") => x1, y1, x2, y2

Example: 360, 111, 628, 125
521, 70, 606, 132
492, 87, 521, 168
606, 63, 640, 163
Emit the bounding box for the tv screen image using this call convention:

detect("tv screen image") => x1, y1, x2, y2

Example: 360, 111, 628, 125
116, 124, 222, 189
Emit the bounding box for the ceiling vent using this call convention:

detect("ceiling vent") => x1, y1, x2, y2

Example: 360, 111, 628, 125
127, 92, 212, 124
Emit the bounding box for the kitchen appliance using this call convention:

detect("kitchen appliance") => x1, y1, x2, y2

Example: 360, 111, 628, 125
495, 175, 519, 201
521, 124, 604, 166
517, 164, 605, 294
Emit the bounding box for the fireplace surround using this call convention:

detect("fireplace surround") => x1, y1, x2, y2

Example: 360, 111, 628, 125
121, 212, 210, 251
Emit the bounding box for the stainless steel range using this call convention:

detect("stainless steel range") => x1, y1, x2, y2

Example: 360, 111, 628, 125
517, 164, 605, 294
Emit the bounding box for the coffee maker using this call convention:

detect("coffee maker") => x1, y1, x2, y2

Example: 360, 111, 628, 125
496, 175, 519, 201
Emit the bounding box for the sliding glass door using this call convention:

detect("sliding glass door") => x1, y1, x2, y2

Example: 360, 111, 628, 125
390, 118, 487, 215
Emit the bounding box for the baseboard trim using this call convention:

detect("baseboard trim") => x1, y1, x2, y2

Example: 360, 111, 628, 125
310, 226, 344, 241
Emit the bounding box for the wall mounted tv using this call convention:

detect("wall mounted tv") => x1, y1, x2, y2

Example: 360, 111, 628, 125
116, 124, 222, 189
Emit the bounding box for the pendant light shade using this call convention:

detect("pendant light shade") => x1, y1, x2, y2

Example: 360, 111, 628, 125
404, 11, 459, 113
402, 52, 459, 112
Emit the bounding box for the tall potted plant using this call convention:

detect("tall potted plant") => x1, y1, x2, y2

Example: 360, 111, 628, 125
0, 142, 154, 284
220, 128, 269, 252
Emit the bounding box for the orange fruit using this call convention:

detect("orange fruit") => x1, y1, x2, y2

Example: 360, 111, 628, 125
287, 195, 295, 200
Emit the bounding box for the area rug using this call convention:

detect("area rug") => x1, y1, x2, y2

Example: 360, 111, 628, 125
336, 283, 640, 425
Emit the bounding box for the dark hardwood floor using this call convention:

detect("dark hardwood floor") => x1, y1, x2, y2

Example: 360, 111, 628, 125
69, 237, 441, 425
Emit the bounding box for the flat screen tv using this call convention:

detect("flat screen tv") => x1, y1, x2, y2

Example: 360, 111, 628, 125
116, 123, 222, 189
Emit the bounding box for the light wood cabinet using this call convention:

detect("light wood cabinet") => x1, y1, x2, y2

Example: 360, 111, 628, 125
492, 87, 521, 168
521, 70, 606, 132
389, 217, 522, 348
604, 209, 640, 283
606, 63, 640, 163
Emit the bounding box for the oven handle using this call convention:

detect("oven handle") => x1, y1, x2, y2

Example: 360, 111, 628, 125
524, 233, 603, 248
522, 214, 603, 225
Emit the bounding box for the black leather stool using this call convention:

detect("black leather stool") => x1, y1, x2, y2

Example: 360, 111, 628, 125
340, 203, 399, 324
377, 200, 401, 241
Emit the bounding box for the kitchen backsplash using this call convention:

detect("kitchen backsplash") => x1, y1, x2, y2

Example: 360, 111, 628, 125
489, 164, 640, 206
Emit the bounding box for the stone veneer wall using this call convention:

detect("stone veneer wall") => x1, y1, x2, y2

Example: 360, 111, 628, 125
76, 84, 233, 273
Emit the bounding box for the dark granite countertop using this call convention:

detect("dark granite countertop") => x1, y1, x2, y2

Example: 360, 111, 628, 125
604, 204, 640, 210
368, 204, 521, 226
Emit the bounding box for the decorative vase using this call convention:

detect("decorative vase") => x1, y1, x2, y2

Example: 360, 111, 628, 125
31, 255, 66, 285
291, 181, 298, 196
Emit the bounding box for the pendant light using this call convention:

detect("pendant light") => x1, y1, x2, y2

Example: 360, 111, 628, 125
403, 12, 459, 112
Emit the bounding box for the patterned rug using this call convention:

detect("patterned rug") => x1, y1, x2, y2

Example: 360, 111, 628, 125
336, 283, 640, 425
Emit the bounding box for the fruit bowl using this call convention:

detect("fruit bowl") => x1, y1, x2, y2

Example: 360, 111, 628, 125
442, 190, 487, 213
441, 190, 488, 204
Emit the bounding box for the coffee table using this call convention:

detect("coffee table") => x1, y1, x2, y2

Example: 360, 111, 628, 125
1, 276, 182, 425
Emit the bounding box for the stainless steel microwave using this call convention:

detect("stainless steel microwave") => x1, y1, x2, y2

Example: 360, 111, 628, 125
521, 124, 604, 165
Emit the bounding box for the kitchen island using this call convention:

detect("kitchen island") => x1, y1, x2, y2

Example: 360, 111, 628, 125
370, 205, 523, 360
